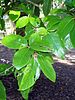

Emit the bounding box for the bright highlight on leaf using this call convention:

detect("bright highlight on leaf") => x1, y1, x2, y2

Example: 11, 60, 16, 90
9, 10, 20, 21
2, 34, 27, 49
16, 16, 29, 28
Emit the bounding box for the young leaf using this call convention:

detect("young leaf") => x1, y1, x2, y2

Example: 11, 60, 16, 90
0, 81, 6, 100
16, 16, 29, 28
13, 47, 33, 70
37, 27, 48, 36
43, 0, 52, 16
9, 10, 20, 22
57, 16, 74, 39
2, 34, 27, 49
38, 55, 56, 82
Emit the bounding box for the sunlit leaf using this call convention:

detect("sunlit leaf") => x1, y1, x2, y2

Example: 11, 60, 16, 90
9, 10, 20, 21
16, 16, 29, 28
2, 34, 27, 49
38, 55, 56, 82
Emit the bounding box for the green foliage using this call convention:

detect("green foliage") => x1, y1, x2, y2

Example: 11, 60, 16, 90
0, 81, 6, 100
2, 34, 27, 49
9, 10, 20, 22
0, 0, 75, 100
57, 16, 74, 39
16, 16, 29, 28
13, 47, 33, 70
38, 54, 56, 82
43, 0, 52, 16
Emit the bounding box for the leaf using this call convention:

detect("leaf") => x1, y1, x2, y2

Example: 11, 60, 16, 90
73, 0, 75, 6
37, 27, 48, 36
70, 25, 75, 47
18, 60, 35, 90
46, 15, 61, 31
0, 7, 2, 16
9, 10, 20, 22
57, 16, 74, 39
38, 55, 56, 82
25, 24, 34, 39
33, 58, 41, 81
0, 81, 6, 100
21, 89, 30, 100
2, 34, 27, 49
17, 58, 40, 91
16, 16, 29, 28
13, 47, 33, 70
29, 33, 51, 52
43, 0, 52, 16
42, 33, 65, 59
0, 64, 10, 74
29, 17, 37, 27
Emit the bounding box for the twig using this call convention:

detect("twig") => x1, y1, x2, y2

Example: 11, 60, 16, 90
26, 0, 39, 8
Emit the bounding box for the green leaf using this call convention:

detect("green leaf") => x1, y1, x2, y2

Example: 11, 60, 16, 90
16, 16, 29, 28
9, 10, 20, 22
57, 16, 74, 39
25, 24, 34, 39
0, 81, 6, 100
29, 17, 37, 27
43, 0, 52, 16
38, 55, 56, 82
13, 47, 33, 70
0, 64, 10, 74
37, 27, 48, 36
42, 33, 65, 58
2, 34, 27, 49
29, 33, 51, 52
21, 89, 30, 100
46, 15, 61, 31
0, 7, 2, 16
73, 0, 75, 6
70, 25, 75, 47
50, 8, 66, 15
33, 58, 41, 81
18, 60, 35, 90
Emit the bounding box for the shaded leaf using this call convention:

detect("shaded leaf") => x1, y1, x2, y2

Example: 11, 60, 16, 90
0, 81, 6, 100
43, 0, 52, 16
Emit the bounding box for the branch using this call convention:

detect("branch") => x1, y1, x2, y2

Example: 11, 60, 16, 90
26, 0, 39, 8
